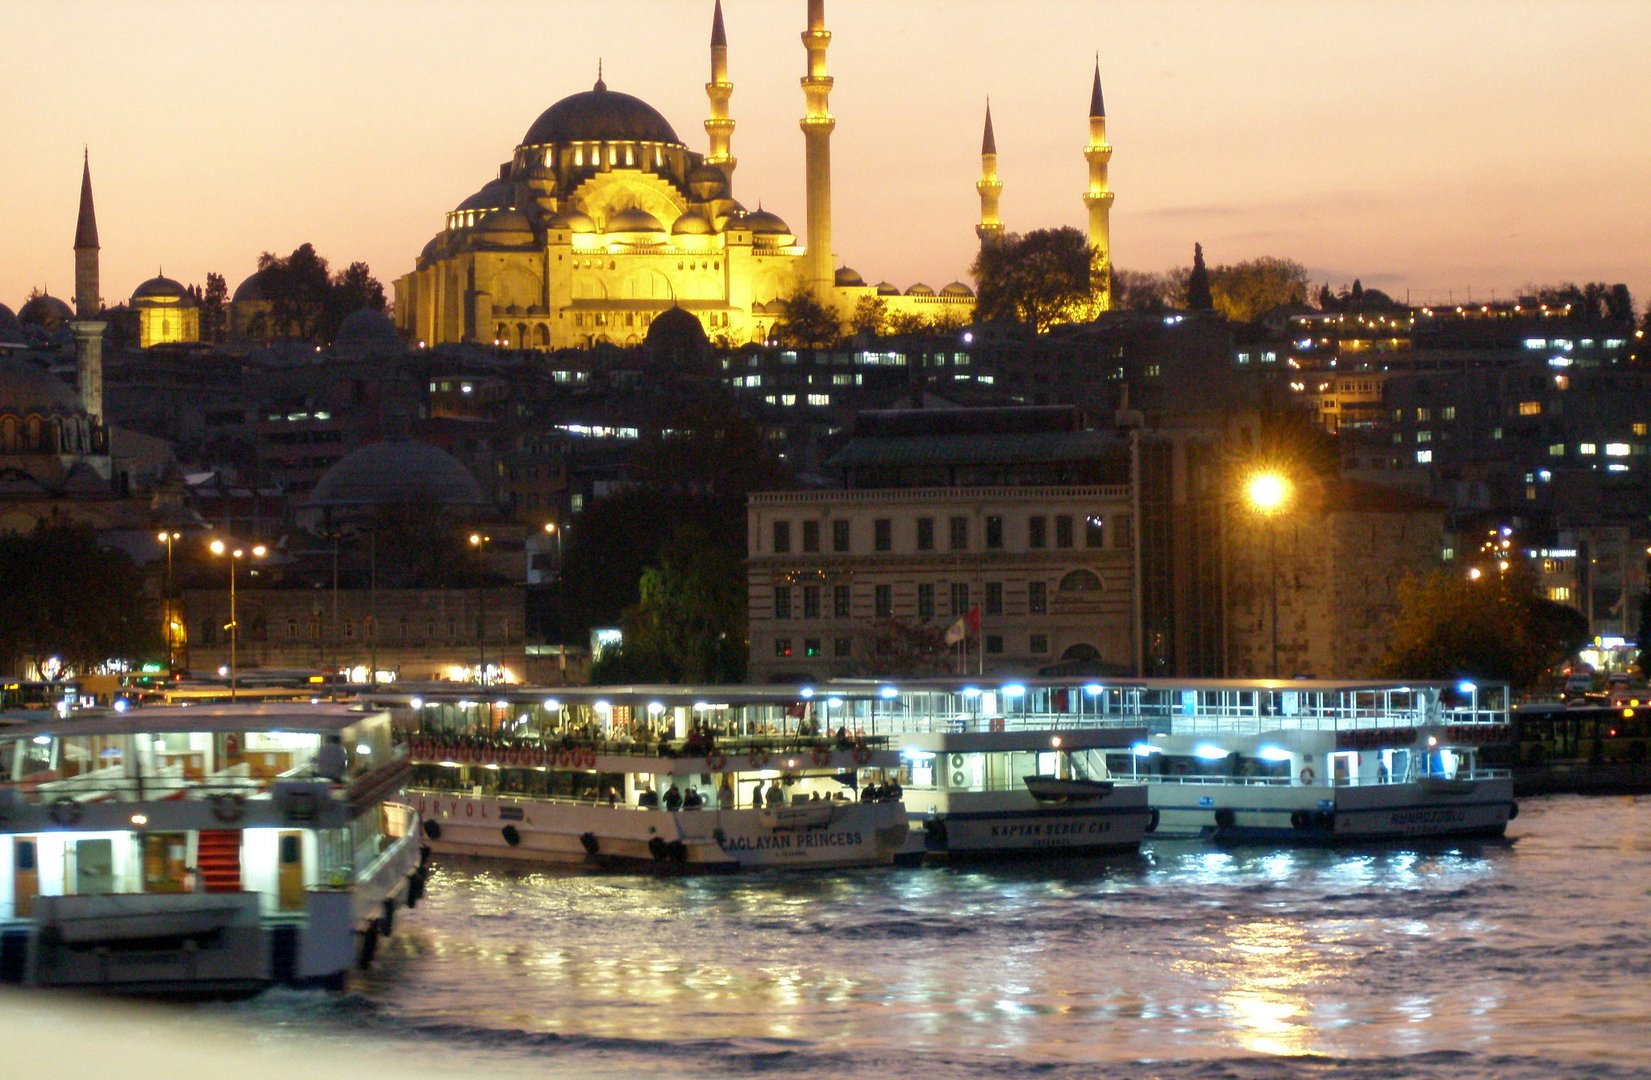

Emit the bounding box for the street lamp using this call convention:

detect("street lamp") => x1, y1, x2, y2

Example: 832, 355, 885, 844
209, 539, 267, 701
469, 532, 492, 686
157, 530, 181, 670
1245, 470, 1292, 678
544, 522, 566, 683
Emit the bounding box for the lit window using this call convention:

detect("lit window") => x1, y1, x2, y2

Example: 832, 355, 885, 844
1417, 430, 1432, 443
1635, 423, 1648, 437
1416, 449, 1433, 464
1549, 587, 1572, 603
1549, 443, 1565, 456
1518, 401, 1541, 416
1606, 443, 1631, 456
1441, 406, 1457, 420
1580, 443, 1597, 455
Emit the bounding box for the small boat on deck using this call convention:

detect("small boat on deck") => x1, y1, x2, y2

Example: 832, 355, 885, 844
1023, 775, 1115, 801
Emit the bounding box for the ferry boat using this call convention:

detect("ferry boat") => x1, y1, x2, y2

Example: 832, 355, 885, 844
1102, 679, 1518, 843
394, 691, 910, 871
822, 681, 1154, 859
0, 703, 428, 993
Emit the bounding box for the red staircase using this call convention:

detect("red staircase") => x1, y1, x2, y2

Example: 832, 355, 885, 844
196, 830, 243, 892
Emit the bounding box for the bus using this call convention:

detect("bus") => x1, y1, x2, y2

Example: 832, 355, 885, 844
1511, 703, 1651, 766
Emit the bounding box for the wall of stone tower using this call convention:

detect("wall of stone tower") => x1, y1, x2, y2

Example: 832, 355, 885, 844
1083, 110, 1114, 311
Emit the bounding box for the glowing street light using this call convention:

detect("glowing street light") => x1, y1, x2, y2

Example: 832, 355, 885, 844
469, 532, 492, 686
1245, 470, 1293, 678
156, 530, 182, 670
209, 539, 267, 701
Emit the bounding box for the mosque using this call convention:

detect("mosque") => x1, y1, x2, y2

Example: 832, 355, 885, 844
394, 0, 1115, 351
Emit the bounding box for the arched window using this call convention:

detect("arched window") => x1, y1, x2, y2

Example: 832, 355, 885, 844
1058, 569, 1104, 593
287, 619, 298, 640
1061, 643, 1101, 661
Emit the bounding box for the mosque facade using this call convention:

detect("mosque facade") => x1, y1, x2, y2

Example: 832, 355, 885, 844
394, 1, 1114, 351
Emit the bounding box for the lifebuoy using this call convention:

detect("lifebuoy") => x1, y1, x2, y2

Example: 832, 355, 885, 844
210, 792, 246, 823
748, 749, 770, 768
584, 749, 597, 769
1299, 766, 1316, 785
50, 797, 83, 826
811, 745, 831, 767
705, 750, 728, 772
853, 746, 874, 766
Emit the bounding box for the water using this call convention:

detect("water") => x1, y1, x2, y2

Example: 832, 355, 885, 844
11, 795, 1651, 1078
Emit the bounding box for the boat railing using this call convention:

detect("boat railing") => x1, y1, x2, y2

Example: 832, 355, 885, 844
409, 731, 892, 763
1139, 765, 1512, 787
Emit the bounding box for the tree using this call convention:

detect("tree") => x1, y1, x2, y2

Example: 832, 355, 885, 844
971, 227, 1103, 332
199, 272, 228, 343
774, 289, 841, 349
0, 522, 157, 675
324, 261, 388, 341
1379, 570, 1588, 691
850, 295, 888, 338
251, 244, 386, 342
1186, 243, 1214, 311
847, 618, 952, 678
592, 526, 747, 684
1113, 268, 1176, 312
1207, 256, 1309, 323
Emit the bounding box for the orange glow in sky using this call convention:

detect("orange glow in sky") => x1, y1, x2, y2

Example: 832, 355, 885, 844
5, 0, 1649, 312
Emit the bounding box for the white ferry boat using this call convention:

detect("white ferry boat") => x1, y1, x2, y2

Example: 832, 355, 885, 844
0, 704, 427, 993
820, 681, 1154, 859
392, 691, 910, 871
1099, 679, 1517, 843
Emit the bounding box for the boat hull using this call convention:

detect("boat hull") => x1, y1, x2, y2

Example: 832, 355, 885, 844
909, 785, 1152, 859
1145, 776, 1516, 844
410, 793, 910, 871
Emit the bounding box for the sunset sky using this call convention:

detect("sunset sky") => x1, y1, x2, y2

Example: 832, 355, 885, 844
6, 0, 1649, 314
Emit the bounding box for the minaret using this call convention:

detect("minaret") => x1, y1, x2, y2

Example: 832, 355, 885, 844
1082, 58, 1114, 311
704, 0, 736, 188
72, 149, 106, 431
976, 100, 1003, 244
799, 0, 835, 294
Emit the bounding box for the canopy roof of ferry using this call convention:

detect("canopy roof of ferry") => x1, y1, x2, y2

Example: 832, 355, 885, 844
0, 702, 379, 740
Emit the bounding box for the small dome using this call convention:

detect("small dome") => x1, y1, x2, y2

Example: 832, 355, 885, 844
672, 211, 713, 236
742, 208, 792, 235
419, 236, 442, 264
547, 209, 597, 234
835, 266, 866, 287
875, 281, 900, 296
334, 308, 399, 353
644, 304, 710, 362
941, 281, 975, 298
132, 274, 196, 305
456, 178, 516, 213
477, 209, 535, 244
905, 282, 935, 297
308, 438, 489, 511
232, 269, 275, 304
687, 164, 729, 201
0, 358, 82, 415
0, 303, 18, 328
520, 82, 683, 147
19, 293, 74, 329
606, 207, 664, 234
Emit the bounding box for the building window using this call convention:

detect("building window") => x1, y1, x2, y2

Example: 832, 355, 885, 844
804, 638, 821, 657
949, 516, 968, 551
1029, 516, 1047, 549
287, 619, 298, 641
803, 586, 821, 619
874, 518, 892, 552
775, 638, 792, 658
802, 520, 820, 553
985, 581, 1003, 616
833, 636, 852, 658
1058, 569, 1103, 592
874, 585, 893, 618
1518, 401, 1542, 416
916, 517, 935, 551
1548, 586, 1572, 602
1028, 581, 1047, 614
1085, 515, 1104, 548
917, 584, 935, 620
832, 519, 850, 552
1415, 449, 1433, 464
986, 515, 1003, 549
1055, 515, 1074, 548
1029, 633, 1049, 654
1549, 443, 1566, 456
986, 634, 1004, 655
772, 520, 791, 553
774, 588, 792, 619
833, 585, 851, 618
950, 583, 970, 617
1580, 443, 1597, 455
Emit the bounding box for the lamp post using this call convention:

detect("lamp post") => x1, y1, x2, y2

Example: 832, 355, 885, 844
469, 532, 492, 686
544, 522, 565, 683
157, 530, 181, 670
1245, 471, 1292, 678
209, 539, 266, 701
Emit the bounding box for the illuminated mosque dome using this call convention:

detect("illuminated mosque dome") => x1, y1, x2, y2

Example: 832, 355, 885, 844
132, 274, 192, 303
835, 266, 866, 287
521, 79, 684, 147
